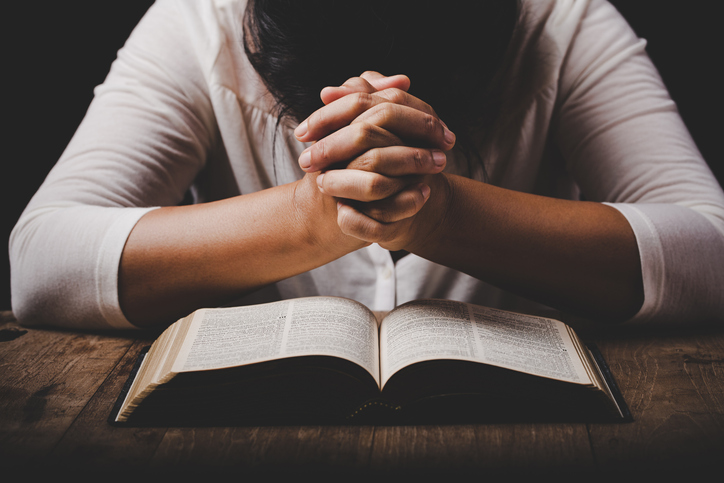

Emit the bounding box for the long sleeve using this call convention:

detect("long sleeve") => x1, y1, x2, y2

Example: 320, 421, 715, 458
9, 0, 218, 329
553, 0, 724, 323
10, 0, 723, 330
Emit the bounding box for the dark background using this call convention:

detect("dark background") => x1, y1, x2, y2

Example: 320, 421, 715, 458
2, 1, 721, 311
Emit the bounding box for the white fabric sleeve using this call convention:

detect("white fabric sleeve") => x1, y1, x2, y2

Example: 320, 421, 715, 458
554, 0, 724, 323
9, 0, 217, 329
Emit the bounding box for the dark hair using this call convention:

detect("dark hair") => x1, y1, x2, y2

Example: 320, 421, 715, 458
243, 0, 519, 172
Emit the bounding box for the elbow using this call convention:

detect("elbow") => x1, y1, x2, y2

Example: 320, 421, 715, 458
9, 219, 53, 327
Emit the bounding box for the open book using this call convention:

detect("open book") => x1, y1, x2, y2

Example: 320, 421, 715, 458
110, 297, 631, 425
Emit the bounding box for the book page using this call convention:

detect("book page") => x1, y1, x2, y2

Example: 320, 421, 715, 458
379, 300, 591, 388
171, 297, 380, 385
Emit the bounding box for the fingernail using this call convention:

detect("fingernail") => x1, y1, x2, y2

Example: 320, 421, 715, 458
432, 151, 446, 168
337, 201, 343, 211
295, 120, 308, 138
299, 149, 311, 170
444, 127, 455, 145
316, 173, 325, 193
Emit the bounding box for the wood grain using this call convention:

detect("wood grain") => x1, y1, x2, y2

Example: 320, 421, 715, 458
2, 310, 723, 478
368, 423, 596, 477
44, 340, 169, 472
148, 426, 376, 476
590, 327, 724, 476
0, 314, 133, 464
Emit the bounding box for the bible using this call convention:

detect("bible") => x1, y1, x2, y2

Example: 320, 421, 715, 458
110, 296, 631, 425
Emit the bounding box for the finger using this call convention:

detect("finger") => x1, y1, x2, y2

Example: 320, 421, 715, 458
316, 169, 417, 202
299, 122, 402, 172
320, 72, 410, 105
318, 76, 376, 106
295, 91, 377, 143
346, 146, 447, 176
295, 89, 440, 143
336, 202, 407, 245
352, 103, 455, 150
361, 72, 411, 92
352, 183, 431, 223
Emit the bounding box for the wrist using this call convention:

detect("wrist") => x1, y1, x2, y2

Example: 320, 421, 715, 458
404, 172, 456, 255
292, 174, 369, 255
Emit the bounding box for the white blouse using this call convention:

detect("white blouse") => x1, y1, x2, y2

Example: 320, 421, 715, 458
10, 0, 724, 329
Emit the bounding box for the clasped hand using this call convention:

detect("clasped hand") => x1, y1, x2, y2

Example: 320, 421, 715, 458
295, 72, 456, 251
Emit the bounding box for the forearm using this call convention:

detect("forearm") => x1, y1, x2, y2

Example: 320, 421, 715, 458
410, 174, 644, 322
119, 176, 364, 327
294, 73, 643, 321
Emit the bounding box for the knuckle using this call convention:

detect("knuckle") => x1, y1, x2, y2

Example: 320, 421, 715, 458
363, 220, 385, 240
423, 114, 438, 137
365, 207, 384, 221
353, 150, 380, 172
354, 123, 382, 146
369, 149, 384, 170
314, 138, 330, 164
343, 76, 375, 94
351, 92, 374, 111
368, 102, 393, 122
353, 124, 371, 146
338, 208, 384, 241
342, 76, 364, 88
385, 88, 407, 105
362, 176, 380, 199
307, 110, 323, 135
412, 149, 426, 171
364, 174, 390, 199
365, 205, 394, 223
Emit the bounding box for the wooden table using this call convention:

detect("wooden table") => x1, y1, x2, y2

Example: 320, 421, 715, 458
1, 310, 722, 480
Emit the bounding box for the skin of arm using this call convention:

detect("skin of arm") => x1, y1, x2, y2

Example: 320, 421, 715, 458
118, 174, 362, 327
297, 72, 644, 323
117, 75, 452, 328
118, 70, 643, 327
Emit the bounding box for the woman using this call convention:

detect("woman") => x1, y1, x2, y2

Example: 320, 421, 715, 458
10, 0, 724, 329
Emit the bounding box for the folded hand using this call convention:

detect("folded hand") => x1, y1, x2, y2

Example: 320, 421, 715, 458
294, 71, 455, 250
